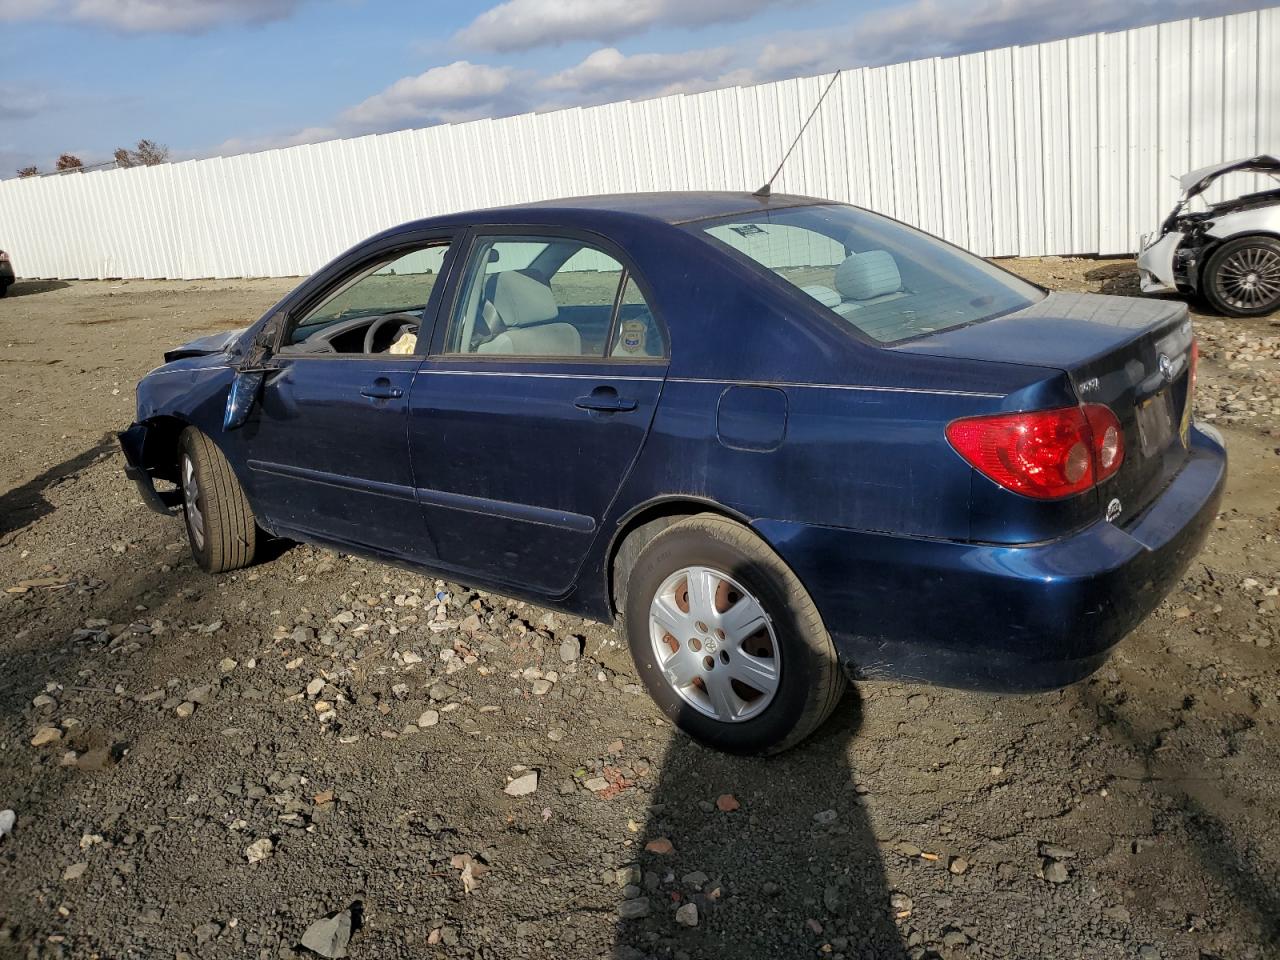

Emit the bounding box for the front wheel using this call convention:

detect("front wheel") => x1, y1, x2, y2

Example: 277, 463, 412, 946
178, 427, 257, 573
1202, 236, 1280, 317
621, 514, 845, 754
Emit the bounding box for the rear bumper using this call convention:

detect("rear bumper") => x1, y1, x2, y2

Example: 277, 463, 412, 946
118, 422, 180, 515
758, 424, 1227, 692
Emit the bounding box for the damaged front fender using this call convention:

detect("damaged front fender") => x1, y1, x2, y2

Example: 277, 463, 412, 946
118, 422, 183, 515
1136, 231, 1184, 293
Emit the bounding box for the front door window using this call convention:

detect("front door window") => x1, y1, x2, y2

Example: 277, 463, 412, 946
284, 243, 451, 355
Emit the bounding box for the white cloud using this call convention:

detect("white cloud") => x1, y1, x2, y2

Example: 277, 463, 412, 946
0, 88, 52, 122
752, 0, 1272, 79
542, 46, 736, 100
340, 61, 518, 131
0, 0, 303, 32
0, 0, 57, 20
457, 0, 800, 52
202, 125, 338, 160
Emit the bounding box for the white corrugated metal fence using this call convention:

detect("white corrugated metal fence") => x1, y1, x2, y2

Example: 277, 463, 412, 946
1, 9, 1277, 280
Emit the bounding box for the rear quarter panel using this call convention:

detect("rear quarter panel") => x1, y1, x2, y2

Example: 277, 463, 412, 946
580, 223, 1082, 615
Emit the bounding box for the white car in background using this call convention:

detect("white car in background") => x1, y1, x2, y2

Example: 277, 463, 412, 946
1137, 155, 1280, 317
0, 249, 13, 297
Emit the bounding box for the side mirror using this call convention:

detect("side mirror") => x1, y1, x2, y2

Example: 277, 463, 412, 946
225, 311, 285, 431
224, 369, 265, 431
243, 310, 285, 368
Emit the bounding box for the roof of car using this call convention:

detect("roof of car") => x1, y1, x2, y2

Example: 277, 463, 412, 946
488, 191, 833, 225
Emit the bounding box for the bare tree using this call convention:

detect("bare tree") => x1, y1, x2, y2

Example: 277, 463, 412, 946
113, 139, 170, 168
16, 166, 39, 178
55, 154, 83, 172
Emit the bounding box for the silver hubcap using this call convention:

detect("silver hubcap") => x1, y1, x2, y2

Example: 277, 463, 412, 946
1218, 247, 1280, 309
182, 454, 205, 550
648, 566, 780, 723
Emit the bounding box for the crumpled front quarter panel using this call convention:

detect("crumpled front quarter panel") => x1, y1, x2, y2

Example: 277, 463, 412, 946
135, 357, 235, 432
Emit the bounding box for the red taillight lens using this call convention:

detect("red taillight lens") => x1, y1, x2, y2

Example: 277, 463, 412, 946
1083, 403, 1124, 482
1188, 337, 1199, 393
946, 404, 1125, 499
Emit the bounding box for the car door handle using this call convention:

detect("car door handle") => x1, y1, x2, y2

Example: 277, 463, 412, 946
361, 380, 403, 400
574, 389, 637, 413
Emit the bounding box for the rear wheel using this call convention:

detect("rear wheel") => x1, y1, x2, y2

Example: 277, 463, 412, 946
1202, 236, 1280, 317
621, 514, 845, 754
179, 427, 257, 573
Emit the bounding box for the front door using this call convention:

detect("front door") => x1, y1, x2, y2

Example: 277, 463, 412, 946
409, 232, 668, 595
243, 239, 455, 561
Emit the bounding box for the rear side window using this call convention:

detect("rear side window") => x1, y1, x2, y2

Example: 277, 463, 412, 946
694, 205, 1042, 344
444, 236, 663, 359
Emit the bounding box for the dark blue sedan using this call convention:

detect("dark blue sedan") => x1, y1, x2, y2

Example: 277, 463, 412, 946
120, 193, 1226, 753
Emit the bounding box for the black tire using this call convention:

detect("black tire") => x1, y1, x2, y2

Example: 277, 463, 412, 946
620, 513, 845, 754
178, 427, 257, 573
1201, 236, 1280, 317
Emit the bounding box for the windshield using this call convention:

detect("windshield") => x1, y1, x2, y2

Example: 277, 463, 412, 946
693, 204, 1043, 344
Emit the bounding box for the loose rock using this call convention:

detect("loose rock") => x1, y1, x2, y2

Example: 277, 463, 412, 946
504, 771, 539, 797
300, 909, 353, 959
30, 726, 62, 747
245, 838, 273, 863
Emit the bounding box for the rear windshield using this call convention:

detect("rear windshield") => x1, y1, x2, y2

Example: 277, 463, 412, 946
692, 204, 1043, 343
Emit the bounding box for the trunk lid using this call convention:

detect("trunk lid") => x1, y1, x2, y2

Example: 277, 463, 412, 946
896, 291, 1196, 523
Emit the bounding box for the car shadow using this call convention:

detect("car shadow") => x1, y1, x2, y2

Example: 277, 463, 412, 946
2, 280, 70, 299
1080, 684, 1280, 949
0, 435, 117, 539
613, 686, 906, 960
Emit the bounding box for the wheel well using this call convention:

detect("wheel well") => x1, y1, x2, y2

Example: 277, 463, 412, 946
606, 498, 747, 616
139, 415, 189, 483
1200, 231, 1280, 270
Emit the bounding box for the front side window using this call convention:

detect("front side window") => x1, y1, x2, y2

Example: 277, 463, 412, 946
445, 236, 661, 359
286, 243, 451, 354
693, 205, 1042, 344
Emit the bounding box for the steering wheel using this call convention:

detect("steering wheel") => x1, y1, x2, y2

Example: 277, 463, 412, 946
363, 312, 421, 354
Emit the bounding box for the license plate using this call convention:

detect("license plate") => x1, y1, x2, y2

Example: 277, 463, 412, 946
1136, 390, 1174, 457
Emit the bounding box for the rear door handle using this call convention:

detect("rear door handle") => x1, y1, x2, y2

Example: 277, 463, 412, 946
361, 379, 403, 400
574, 388, 637, 413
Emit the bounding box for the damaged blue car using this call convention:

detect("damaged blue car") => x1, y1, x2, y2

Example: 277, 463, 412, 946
120, 192, 1225, 753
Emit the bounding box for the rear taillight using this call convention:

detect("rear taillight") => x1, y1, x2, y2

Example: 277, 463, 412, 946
946, 403, 1125, 500
1188, 337, 1199, 393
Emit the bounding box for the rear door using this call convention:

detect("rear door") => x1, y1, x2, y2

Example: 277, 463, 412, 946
244, 236, 457, 560
408, 231, 668, 594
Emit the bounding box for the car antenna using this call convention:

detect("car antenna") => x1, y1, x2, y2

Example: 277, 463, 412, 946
754, 69, 842, 198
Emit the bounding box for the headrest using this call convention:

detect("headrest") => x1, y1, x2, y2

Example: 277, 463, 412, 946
492, 271, 559, 327
835, 250, 902, 301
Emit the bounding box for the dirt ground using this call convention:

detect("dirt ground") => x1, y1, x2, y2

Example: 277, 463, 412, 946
0, 259, 1277, 960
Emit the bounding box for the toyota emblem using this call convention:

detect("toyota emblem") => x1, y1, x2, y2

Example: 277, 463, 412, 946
1158, 354, 1174, 383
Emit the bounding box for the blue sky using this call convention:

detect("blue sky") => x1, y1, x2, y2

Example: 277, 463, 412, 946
0, 0, 1268, 177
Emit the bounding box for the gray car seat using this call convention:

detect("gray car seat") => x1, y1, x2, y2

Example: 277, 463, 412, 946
476, 271, 582, 356
832, 250, 906, 315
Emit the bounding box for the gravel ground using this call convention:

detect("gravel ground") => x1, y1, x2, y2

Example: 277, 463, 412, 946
1, 260, 1277, 960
